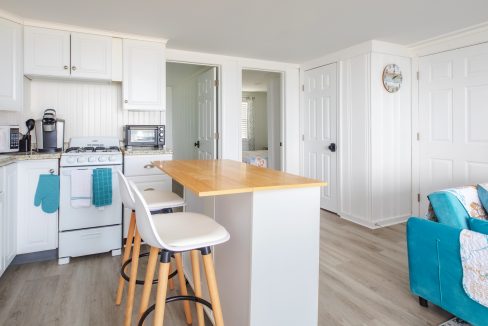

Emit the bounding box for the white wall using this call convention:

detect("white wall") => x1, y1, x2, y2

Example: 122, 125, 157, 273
0, 78, 163, 142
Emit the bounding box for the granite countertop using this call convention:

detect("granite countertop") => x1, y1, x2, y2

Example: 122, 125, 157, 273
0, 151, 62, 166
121, 147, 173, 156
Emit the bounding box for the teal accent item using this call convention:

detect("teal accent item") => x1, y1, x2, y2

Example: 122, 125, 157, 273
407, 218, 488, 326
428, 192, 469, 229
34, 174, 60, 213
477, 184, 488, 212
92, 168, 112, 207
468, 217, 488, 235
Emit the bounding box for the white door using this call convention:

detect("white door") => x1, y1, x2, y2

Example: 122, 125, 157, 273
196, 67, 218, 159
24, 26, 70, 77
70, 32, 112, 80
0, 18, 23, 111
123, 39, 165, 111
17, 160, 58, 254
303, 63, 338, 212
419, 42, 488, 215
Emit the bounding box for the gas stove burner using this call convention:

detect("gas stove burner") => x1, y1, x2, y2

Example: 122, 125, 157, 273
83, 146, 95, 152
65, 147, 80, 153
109, 146, 120, 151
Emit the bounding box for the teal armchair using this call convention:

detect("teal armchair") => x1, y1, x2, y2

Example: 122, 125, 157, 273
407, 218, 488, 326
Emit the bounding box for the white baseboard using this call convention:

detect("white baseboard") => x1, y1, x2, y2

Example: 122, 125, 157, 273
338, 213, 410, 229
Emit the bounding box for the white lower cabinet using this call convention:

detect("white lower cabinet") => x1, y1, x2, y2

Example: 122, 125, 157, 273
0, 166, 5, 277
122, 154, 173, 237
0, 163, 17, 278
17, 160, 59, 254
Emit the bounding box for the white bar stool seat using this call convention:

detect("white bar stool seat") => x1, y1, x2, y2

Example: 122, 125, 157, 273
144, 190, 185, 212
131, 180, 230, 326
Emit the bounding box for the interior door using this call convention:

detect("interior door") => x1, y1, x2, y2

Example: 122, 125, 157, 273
303, 63, 338, 212
196, 67, 218, 159
419, 42, 488, 215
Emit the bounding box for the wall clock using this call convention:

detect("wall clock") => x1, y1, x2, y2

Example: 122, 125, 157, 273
382, 64, 402, 93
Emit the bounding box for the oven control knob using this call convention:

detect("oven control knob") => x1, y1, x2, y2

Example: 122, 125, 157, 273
77, 157, 87, 163
109, 156, 117, 162
88, 156, 96, 162
98, 156, 108, 162
67, 157, 76, 164
159, 133, 164, 137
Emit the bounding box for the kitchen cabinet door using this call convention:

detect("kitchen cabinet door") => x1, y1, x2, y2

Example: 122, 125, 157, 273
0, 166, 5, 278
24, 26, 70, 78
0, 18, 23, 111
4, 163, 17, 265
17, 160, 58, 254
71, 32, 112, 80
123, 39, 165, 111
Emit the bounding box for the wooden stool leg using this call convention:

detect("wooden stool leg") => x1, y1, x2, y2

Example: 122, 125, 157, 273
191, 250, 205, 326
116, 210, 136, 305
154, 252, 171, 326
174, 253, 193, 325
168, 260, 175, 290
202, 249, 224, 326
138, 246, 159, 322
124, 226, 142, 326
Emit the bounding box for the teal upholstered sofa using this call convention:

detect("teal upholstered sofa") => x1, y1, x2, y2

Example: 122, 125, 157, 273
407, 190, 488, 326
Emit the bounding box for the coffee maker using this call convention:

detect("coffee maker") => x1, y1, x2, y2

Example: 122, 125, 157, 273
35, 109, 65, 152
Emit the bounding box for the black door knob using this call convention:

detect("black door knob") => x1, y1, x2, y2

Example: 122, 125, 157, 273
194, 140, 200, 148
328, 143, 336, 152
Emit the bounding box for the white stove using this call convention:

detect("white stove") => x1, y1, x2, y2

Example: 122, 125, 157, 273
60, 137, 122, 166
58, 136, 122, 265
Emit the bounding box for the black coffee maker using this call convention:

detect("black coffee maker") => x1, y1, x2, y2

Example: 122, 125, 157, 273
35, 109, 65, 152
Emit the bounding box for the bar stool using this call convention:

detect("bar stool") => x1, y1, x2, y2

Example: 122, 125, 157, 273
130, 180, 230, 326
115, 171, 189, 326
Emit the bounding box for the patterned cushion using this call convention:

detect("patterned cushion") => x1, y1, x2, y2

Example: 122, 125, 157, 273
478, 184, 488, 214
444, 186, 487, 219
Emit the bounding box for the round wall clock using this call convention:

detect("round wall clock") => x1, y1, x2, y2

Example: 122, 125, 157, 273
382, 64, 402, 93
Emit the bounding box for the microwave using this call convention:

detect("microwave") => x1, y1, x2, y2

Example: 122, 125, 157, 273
124, 125, 165, 148
0, 125, 20, 153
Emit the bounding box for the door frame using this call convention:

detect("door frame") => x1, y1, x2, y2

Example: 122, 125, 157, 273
166, 59, 222, 159
239, 68, 285, 171
299, 62, 340, 213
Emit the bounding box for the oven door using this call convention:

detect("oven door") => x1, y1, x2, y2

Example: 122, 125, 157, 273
126, 127, 158, 147
59, 165, 122, 231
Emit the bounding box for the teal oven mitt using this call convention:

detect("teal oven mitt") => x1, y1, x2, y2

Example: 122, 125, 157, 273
34, 174, 60, 214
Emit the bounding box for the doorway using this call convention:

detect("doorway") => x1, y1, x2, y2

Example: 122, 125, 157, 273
241, 69, 283, 170
166, 62, 218, 160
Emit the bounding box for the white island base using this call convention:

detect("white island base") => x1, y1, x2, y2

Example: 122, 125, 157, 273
182, 186, 320, 326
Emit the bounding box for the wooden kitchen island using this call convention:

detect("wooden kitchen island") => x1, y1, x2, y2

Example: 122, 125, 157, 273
153, 159, 326, 326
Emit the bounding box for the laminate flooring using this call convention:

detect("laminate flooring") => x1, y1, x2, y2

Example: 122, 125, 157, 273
0, 211, 452, 325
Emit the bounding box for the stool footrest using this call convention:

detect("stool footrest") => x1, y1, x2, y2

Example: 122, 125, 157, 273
138, 295, 213, 326
120, 253, 178, 285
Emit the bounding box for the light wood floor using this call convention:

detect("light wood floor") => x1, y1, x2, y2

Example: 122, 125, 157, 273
0, 211, 451, 325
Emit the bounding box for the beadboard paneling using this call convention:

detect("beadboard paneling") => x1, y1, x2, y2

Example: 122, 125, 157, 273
0, 79, 164, 141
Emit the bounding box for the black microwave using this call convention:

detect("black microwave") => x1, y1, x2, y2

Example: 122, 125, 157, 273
124, 125, 165, 148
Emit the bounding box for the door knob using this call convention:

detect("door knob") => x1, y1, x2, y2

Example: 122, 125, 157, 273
72, 66, 77, 71
194, 140, 200, 148
328, 143, 336, 152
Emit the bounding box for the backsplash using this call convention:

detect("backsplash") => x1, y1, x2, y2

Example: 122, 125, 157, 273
0, 78, 164, 141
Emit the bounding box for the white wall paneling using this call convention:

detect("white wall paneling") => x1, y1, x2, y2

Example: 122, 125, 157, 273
0, 79, 163, 140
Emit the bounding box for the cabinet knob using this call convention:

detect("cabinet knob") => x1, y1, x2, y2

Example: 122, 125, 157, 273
72, 66, 77, 71
64, 65, 69, 70
124, 100, 128, 103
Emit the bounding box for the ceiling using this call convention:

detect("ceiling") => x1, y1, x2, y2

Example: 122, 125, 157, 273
3, 0, 488, 62
242, 70, 280, 92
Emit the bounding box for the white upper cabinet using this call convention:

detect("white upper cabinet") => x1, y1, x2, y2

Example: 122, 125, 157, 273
123, 39, 165, 111
70, 32, 112, 80
24, 27, 112, 81
24, 26, 70, 78
0, 18, 23, 111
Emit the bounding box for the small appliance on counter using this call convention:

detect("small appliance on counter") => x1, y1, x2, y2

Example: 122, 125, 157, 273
19, 119, 35, 153
124, 125, 165, 148
0, 125, 20, 153
35, 109, 65, 153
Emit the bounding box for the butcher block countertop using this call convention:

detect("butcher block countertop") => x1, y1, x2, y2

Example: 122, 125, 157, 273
153, 159, 326, 197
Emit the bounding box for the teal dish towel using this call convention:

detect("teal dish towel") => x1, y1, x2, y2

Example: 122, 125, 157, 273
34, 174, 60, 214
92, 168, 112, 207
